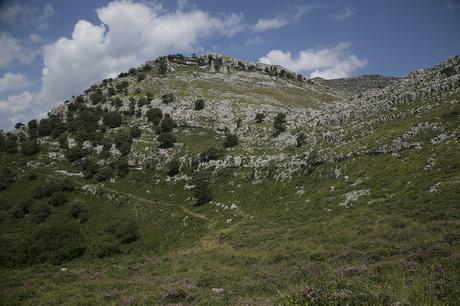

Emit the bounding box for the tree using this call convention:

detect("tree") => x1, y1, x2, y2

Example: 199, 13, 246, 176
21, 140, 40, 156
273, 112, 287, 136
166, 158, 180, 177
192, 171, 212, 205
158, 132, 176, 149
103, 111, 123, 128
160, 114, 176, 133
255, 113, 265, 123
27, 119, 39, 138
64, 147, 88, 162
95, 167, 113, 182
114, 131, 133, 156
15, 122, 25, 129
0, 167, 16, 191
223, 133, 239, 148
146, 108, 163, 126
194, 99, 205, 110
81, 160, 98, 179
137, 73, 145, 82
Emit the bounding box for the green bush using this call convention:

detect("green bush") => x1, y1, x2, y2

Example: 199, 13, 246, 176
192, 171, 212, 205
29, 223, 85, 265
273, 112, 287, 136
160, 114, 176, 133
64, 147, 88, 162
255, 113, 265, 123
130, 126, 141, 138
9, 200, 31, 219
0, 167, 16, 191
21, 140, 41, 156
114, 131, 133, 156
90, 89, 104, 105
69, 201, 88, 223
161, 93, 174, 104
137, 73, 145, 82
200, 147, 223, 162
81, 160, 99, 179
47, 191, 68, 207
158, 132, 177, 149
103, 111, 123, 128
167, 158, 181, 176
30, 202, 51, 224
296, 132, 306, 147
223, 133, 239, 148
113, 158, 129, 177
95, 167, 113, 182
0, 235, 30, 267
194, 99, 205, 110
106, 219, 140, 244
32, 179, 75, 199
146, 107, 163, 126
89, 234, 121, 258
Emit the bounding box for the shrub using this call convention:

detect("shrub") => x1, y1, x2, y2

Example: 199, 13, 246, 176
47, 191, 68, 207
194, 99, 205, 110
167, 158, 181, 177
32, 179, 75, 199
158, 132, 176, 149
110, 97, 123, 108
114, 158, 129, 177
30, 202, 51, 224
0, 235, 30, 267
70, 201, 88, 223
65, 147, 88, 162
29, 223, 85, 265
103, 111, 123, 128
146, 107, 163, 125
192, 171, 212, 205
255, 113, 265, 123
95, 167, 113, 182
1, 134, 18, 153
9, 200, 31, 219
89, 234, 121, 258
273, 112, 287, 136
161, 93, 174, 104
15, 122, 25, 129
81, 160, 99, 179
0, 167, 16, 191
27, 119, 39, 138
106, 219, 140, 244
200, 147, 223, 162
160, 114, 176, 133
137, 73, 145, 82
296, 132, 306, 147
21, 140, 41, 156
90, 89, 104, 105
130, 126, 141, 138
223, 133, 239, 148
114, 131, 133, 156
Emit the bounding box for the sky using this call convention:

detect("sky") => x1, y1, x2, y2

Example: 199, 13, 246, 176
0, 0, 459, 130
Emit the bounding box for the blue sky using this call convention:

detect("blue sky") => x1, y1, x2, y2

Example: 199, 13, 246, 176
0, 0, 459, 129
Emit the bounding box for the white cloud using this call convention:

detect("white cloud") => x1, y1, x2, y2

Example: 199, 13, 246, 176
253, 5, 318, 32
259, 42, 367, 79
0, 91, 35, 126
28, 34, 46, 44
0, 32, 37, 67
0, 2, 54, 30
0, 73, 32, 94
246, 36, 263, 45
330, 7, 355, 22
0, 0, 245, 129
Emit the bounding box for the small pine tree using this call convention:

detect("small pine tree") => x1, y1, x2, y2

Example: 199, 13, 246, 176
223, 133, 239, 148
192, 171, 212, 205
166, 158, 180, 176
157, 133, 176, 149
146, 108, 163, 126
255, 113, 265, 123
273, 113, 287, 136
194, 99, 205, 110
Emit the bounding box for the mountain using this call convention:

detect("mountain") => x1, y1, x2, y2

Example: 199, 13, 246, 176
0, 53, 459, 305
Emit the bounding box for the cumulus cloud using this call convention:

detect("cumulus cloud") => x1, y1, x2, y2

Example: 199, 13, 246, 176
0, 32, 37, 67
330, 7, 355, 22
0, 2, 54, 30
259, 42, 367, 79
0, 73, 32, 94
253, 5, 318, 32
0, 0, 245, 129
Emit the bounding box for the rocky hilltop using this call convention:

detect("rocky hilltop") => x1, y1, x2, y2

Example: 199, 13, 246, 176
1, 53, 459, 305
312, 74, 400, 97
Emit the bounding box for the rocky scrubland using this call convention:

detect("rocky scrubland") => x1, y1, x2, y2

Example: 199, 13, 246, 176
0, 53, 459, 305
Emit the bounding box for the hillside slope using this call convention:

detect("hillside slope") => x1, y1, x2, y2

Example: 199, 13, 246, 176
0, 54, 459, 305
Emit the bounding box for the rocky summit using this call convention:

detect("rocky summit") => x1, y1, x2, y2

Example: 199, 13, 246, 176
1, 53, 459, 305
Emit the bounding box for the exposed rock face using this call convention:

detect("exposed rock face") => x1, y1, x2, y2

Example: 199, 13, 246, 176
312, 75, 400, 97
45, 53, 460, 181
